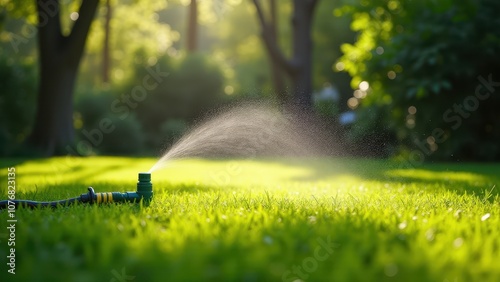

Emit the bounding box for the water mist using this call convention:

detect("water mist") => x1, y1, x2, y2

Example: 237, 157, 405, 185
149, 103, 325, 172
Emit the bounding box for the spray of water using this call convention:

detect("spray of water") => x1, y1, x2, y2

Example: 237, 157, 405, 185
148, 103, 330, 173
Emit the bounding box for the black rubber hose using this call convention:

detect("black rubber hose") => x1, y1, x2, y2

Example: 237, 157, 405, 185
0, 187, 98, 210
0, 197, 81, 209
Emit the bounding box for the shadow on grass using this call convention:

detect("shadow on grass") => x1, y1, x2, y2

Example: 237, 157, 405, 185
199, 157, 500, 197
2, 157, 499, 199
280, 158, 500, 197
0, 158, 27, 169
1, 157, 147, 184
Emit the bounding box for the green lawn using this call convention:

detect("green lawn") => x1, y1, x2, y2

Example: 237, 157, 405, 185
0, 157, 499, 282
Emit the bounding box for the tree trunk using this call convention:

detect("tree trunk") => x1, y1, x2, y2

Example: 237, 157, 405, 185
268, 0, 287, 105
28, 0, 100, 156
290, 0, 315, 110
251, 0, 318, 111
102, 0, 111, 83
186, 0, 198, 52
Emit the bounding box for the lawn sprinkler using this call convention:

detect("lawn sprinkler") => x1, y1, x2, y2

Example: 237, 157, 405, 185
0, 172, 153, 209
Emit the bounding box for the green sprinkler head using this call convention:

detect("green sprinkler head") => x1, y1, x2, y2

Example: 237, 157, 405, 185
0, 172, 154, 209
137, 172, 154, 202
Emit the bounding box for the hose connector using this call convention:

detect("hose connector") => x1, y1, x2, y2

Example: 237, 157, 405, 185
84, 172, 154, 205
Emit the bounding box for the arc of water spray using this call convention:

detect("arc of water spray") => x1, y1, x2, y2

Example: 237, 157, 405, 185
148, 104, 320, 172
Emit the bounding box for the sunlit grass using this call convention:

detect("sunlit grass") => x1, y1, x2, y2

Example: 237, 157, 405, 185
0, 157, 499, 281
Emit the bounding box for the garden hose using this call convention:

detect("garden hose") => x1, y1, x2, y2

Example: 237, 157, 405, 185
0, 172, 153, 209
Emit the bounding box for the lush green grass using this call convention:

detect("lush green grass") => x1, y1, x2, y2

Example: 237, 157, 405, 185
0, 157, 499, 282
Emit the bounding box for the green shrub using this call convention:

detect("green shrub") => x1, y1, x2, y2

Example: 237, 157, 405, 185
95, 114, 144, 155
159, 119, 188, 147
75, 91, 115, 127
130, 53, 225, 151
0, 52, 37, 156
75, 92, 144, 155
74, 51, 225, 156
338, 0, 500, 161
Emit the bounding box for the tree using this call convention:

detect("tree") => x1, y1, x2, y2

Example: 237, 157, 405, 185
102, 0, 111, 83
186, 0, 198, 52
76, 0, 171, 87
251, 0, 319, 110
266, 0, 286, 104
28, 0, 100, 156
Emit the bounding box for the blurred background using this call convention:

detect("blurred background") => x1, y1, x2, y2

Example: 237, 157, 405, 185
0, 0, 499, 161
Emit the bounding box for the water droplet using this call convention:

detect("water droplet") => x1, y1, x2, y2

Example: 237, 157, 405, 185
453, 238, 464, 248
148, 105, 321, 172
384, 263, 398, 277
263, 236, 273, 245
425, 229, 435, 241
481, 213, 491, 221
211, 239, 220, 248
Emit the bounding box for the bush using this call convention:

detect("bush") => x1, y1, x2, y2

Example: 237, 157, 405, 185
159, 119, 188, 148
75, 91, 115, 127
75, 92, 144, 155
338, 0, 500, 161
130, 53, 225, 151
95, 114, 144, 155
74, 52, 225, 155
0, 52, 37, 156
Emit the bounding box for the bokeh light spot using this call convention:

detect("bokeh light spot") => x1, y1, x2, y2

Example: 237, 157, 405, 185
335, 62, 345, 71
70, 12, 79, 21
359, 81, 369, 91
353, 90, 366, 99
347, 97, 359, 109
225, 85, 234, 95
388, 1, 400, 11
388, 71, 396, 80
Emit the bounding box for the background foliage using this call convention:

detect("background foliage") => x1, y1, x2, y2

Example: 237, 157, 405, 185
0, 0, 499, 160
338, 0, 500, 161
0, 50, 36, 156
